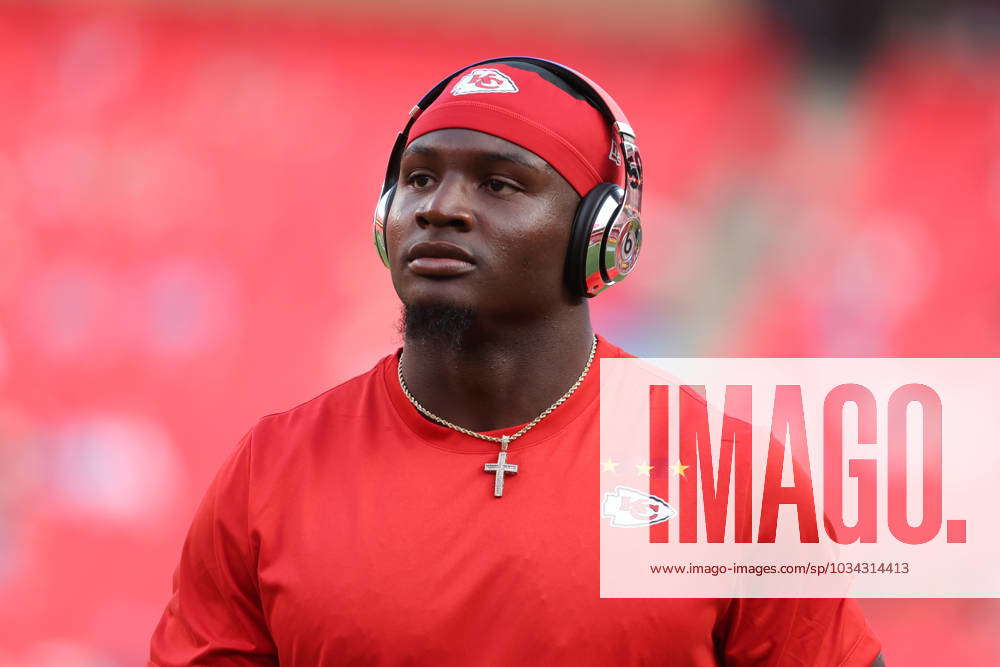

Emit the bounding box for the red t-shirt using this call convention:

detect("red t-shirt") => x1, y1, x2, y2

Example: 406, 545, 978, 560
150, 334, 882, 666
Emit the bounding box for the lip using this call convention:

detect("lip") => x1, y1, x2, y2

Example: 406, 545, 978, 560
406, 241, 476, 277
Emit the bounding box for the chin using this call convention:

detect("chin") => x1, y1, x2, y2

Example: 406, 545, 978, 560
398, 300, 478, 348
393, 274, 479, 309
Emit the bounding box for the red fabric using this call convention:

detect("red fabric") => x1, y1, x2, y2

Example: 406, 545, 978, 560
408, 62, 625, 196
149, 334, 880, 666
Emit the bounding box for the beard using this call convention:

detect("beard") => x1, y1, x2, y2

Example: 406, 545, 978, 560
398, 301, 477, 351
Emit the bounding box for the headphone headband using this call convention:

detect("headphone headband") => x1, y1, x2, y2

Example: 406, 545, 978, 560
382, 57, 640, 199
413, 57, 633, 136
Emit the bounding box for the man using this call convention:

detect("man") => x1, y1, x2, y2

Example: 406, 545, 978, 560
149, 58, 884, 666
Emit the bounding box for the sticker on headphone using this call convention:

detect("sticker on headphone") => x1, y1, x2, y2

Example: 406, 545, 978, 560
608, 137, 622, 166
451, 68, 519, 95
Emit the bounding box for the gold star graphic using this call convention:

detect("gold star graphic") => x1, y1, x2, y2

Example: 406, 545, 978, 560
601, 457, 620, 473
669, 461, 690, 477
635, 461, 654, 476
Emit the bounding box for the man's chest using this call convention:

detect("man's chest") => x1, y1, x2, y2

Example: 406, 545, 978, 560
252, 429, 726, 665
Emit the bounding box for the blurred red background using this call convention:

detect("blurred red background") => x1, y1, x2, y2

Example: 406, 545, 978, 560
0, 1, 998, 664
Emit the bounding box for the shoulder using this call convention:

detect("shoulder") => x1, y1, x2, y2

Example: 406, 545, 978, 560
245, 349, 398, 458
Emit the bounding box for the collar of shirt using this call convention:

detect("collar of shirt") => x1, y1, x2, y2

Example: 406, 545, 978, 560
382, 333, 625, 454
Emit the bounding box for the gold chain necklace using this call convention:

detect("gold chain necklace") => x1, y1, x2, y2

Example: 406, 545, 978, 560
397, 334, 598, 497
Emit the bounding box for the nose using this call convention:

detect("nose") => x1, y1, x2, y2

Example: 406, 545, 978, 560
414, 174, 475, 231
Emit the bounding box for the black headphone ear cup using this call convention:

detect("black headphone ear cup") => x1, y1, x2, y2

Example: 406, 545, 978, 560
565, 182, 622, 297
373, 184, 397, 268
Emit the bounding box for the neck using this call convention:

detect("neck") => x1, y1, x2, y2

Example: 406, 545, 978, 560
399, 307, 595, 433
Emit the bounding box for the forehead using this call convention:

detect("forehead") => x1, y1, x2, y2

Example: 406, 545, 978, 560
402, 129, 552, 172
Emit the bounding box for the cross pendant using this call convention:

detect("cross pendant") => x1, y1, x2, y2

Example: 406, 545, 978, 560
484, 435, 518, 498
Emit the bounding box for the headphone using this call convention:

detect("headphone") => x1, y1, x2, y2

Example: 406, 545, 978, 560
372, 56, 643, 298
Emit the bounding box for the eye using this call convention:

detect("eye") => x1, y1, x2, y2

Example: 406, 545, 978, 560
406, 173, 434, 189
485, 178, 519, 194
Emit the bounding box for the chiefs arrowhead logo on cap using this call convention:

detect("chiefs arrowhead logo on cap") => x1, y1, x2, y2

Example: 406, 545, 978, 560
451, 68, 519, 96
